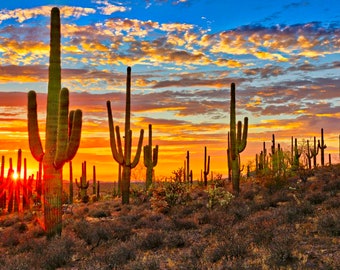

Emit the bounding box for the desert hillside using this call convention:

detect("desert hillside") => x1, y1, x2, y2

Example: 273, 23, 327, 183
0, 165, 339, 269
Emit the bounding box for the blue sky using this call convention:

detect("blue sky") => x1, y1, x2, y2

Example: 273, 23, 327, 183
0, 0, 339, 180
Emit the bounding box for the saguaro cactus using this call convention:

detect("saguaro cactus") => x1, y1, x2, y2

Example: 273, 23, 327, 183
203, 146, 210, 186
143, 124, 158, 189
76, 161, 89, 203
319, 128, 327, 166
0, 156, 6, 210
107, 67, 144, 204
27, 7, 82, 238
228, 83, 248, 194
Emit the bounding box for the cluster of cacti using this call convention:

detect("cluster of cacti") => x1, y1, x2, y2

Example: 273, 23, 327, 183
144, 124, 158, 189
27, 7, 82, 238
0, 149, 34, 213
227, 83, 248, 194
107, 67, 144, 204
76, 161, 89, 203
306, 136, 319, 169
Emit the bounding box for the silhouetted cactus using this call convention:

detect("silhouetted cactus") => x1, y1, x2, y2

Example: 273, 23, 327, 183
92, 165, 97, 195
76, 161, 89, 203
228, 83, 248, 194
0, 156, 6, 210
292, 138, 302, 170
185, 150, 190, 183
7, 158, 14, 213
319, 128, 327, 166
27, 7, 82, 238
69, 161, 73, 204
306, 138, 319, 169
144, 124, 158, 189
203, 146, 210, 186
107, 67, 144, 204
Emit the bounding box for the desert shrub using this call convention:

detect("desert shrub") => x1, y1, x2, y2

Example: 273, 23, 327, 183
279, 201, 314, 223
165, 231, 186, 248
2, 215, 19, 227
139, 231, 164, 250
88, 208, 111, 218
317, 209, 340, 236
224, 234, 249, 261
306, 191, 327, 205
266, 227, 295, 267
149, 182, 190, 213
1, 253, 35, 270
227, 199, 251, 223
1, 228, 20, 247
30, 224, 45, 238
264, 175, 288, 193
112, 223, 133, 241
322, 178, 340, 193
206, 187, 234, 209
13, 222, 28, 233
124, 256, 160, 270
248, 212, 276, 246
173, 217, 197, 230
73, 219, 112, 247
324, 196, 340, 209
264, 190, 290, 207
204, 242, 227, 263
99, 242, 136, 268
40, 235, 75, 270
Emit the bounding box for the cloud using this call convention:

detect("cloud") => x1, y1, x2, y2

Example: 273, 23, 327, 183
0, 6, 96, 24
94, 0, 129, 15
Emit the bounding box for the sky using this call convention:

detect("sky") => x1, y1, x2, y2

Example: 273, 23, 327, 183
0, 0, 339, 182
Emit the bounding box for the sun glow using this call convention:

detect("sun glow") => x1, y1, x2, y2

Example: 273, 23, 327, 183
12, 171, 19, 181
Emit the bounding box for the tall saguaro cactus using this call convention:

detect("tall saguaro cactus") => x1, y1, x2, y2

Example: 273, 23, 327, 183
228, 83, 248, 194
27, 7, 82, 238
319, 128, 327, 166
143, 124, 158, 189
107, 67, 144, 204
203, 146, 210, 186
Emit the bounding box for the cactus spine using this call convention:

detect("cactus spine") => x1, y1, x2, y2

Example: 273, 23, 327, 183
228, 83, 248, 194
27, 7, 82, 238
143, 124, 158, 189
107, 67, 144, 204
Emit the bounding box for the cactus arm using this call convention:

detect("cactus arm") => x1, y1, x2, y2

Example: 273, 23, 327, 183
207, 156, 210, 175
152, 145, 159, 167
54, 88, 69, 169
143, 145, 151, 167
106, 101, 124, 164
238, 117, 248, 153
131, 129, 144, 168
27, 90, 44, 162
115, 126, 124, 161
66, 109, 82, 161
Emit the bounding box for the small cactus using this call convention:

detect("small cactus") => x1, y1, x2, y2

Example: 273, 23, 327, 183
318, 128, 327, 166
76, 161, 89, 203
143, 124, 158, 189
203, 146, 210, 186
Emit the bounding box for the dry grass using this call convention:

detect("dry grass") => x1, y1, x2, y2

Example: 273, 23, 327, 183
0, 165, 339, 269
